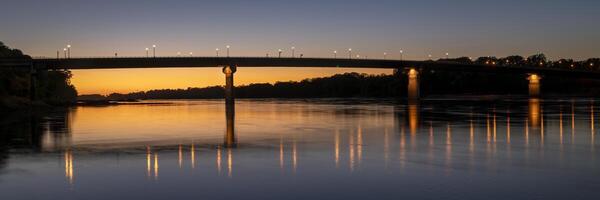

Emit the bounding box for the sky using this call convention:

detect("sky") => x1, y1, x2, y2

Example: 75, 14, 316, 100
1, 0, 599, 94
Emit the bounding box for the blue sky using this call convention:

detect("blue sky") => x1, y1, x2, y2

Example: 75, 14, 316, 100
1, 0, 599, 60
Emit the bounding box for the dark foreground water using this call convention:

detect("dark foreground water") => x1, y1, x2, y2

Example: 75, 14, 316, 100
0, 98, 599, 200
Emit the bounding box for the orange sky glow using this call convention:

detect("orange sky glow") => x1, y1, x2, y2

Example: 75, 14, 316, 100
71, 68, 392, 95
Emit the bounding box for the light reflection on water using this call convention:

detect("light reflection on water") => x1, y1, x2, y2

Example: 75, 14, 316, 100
0, 98, 599, 199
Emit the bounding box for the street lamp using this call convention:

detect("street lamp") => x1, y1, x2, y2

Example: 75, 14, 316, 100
66, 45, 71, 58
152, 45, 156, 58
383, 52, 387, 59
333, 50, 337, 58
145, 48, 149, 57
63, 48, 67, 59
226, 45, 230, 57
189, 52, 193, 57
278, 49, 282, 58
216, 48, 220, 57
400, 50, 403, 60
348, 48, 352, 59
291, 46, 295, 58
177, 52, 181, 57
445, 52, 449, 59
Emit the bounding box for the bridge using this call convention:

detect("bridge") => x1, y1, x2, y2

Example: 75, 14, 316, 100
2, 56, 600, 101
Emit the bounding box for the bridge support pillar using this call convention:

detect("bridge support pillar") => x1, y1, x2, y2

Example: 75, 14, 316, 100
527, 74, 541, 98
29, 64, 37, 102
222, 65, 237, 148
222, 65, 237, 105
407, 68, 420, 100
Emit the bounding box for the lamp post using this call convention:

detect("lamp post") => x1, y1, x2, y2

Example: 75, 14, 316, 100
383, 52, 387, 59
400, 50, 403, 60
216, 48, 220, 57
278, 49, 282, 58
348, 48, 352, 59
177, 52, 181, 57
445, 52, 449, 59
226, 45, 230, 57
189, 52, 193, 57
152, 45, 156, 58
428, 54, 432, 60
63, 48, 67, 59
291, 46, 295, 58
333, 50, 337, 58
67, 45, 71, 58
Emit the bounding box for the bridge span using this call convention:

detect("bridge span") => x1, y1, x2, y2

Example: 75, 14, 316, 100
2, 56, 600, 100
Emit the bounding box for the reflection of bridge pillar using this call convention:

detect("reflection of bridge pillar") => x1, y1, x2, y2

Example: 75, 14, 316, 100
29, 64, 37, 101
408, 101, 419, 134
222, 65, 237, 148
407, 68, 420, 100
527, 74, 541, 98
225, 102, 236, 148
528, 98, 541, 128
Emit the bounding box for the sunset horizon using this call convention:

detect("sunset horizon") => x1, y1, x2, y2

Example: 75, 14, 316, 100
2, 1, 600, 200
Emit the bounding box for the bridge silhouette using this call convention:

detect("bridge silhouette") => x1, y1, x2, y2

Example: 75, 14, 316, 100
2, 56, 600, 100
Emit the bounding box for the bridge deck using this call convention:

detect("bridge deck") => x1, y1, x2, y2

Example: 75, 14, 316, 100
1, 57, 599, 79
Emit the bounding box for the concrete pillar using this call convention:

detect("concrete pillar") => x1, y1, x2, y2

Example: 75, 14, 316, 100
29, 64, 37, 101
222, 65, 237, 105
527, 74, 541, 98
222, 65, 237, 148
407, 68, 420, 100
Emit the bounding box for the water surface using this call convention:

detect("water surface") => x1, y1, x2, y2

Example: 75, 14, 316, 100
0, 98, 598, 199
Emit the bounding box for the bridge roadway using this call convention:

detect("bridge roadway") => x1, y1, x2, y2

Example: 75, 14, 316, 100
1, 57, 599, 79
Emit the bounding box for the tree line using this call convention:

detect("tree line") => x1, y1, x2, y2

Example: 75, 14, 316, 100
0, 41, 77, 110
438, 53, 599, 71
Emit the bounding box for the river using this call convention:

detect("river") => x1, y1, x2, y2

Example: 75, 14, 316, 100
0, 98, 598, 199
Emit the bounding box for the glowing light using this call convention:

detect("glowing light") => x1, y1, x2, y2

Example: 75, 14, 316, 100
408, 68, 418, 78
64, 150, 74, 184
153, 153, 158, 180
190, 144, 195, 168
